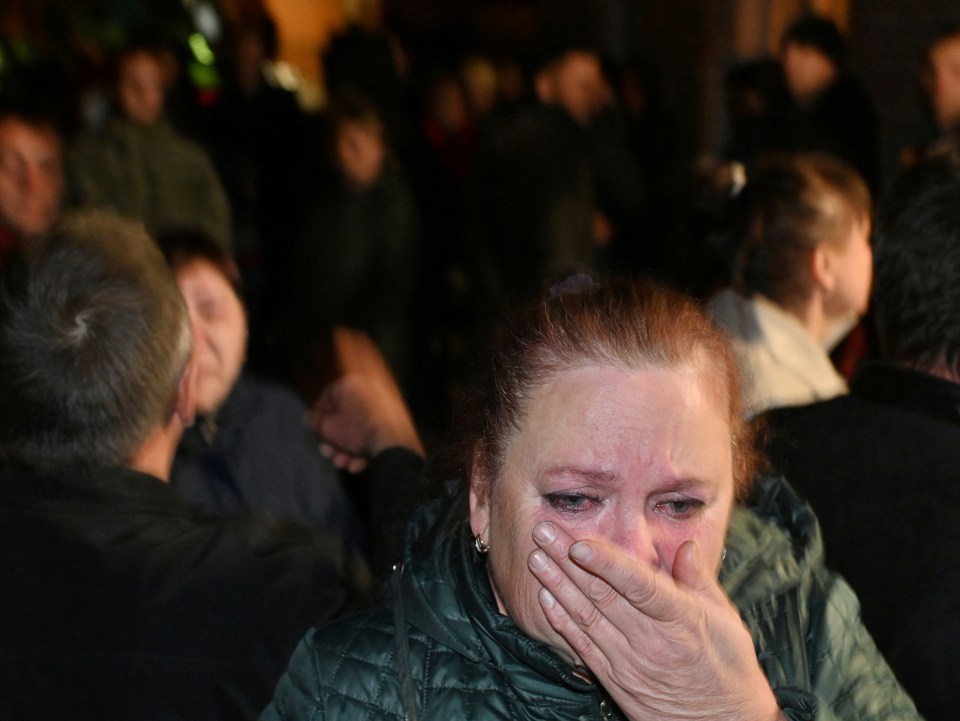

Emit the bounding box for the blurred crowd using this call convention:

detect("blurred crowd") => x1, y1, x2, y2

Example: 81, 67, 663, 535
3, 6, 960, 720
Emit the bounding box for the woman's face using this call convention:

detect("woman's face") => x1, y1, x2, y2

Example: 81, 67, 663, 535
175, 259, 247, 415
470, 364, 735, 668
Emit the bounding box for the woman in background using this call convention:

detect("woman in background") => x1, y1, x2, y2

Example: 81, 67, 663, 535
708, 151, 872, 413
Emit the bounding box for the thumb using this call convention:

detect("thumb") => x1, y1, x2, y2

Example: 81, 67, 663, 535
672, 540, 713, 593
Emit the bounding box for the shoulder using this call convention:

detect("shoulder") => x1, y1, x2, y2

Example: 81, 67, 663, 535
263, 608, 408, 721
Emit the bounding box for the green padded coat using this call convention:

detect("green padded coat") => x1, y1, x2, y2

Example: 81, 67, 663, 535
262, 476, 921, 721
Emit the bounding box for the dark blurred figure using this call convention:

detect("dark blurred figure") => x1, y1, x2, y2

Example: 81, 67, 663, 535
724, 57, 791, 167
903, 23, 960, 166
406, 68, 478, 433
0, 98, 64, 266
778, 15, 879, 192
321, 0, 410, 154
292, 93, 420, 400
206, 14, 308, 377
468, 45, 609, 312
68, 41, 231, 247
760, 157, 960, 721
609, 54, 678, 279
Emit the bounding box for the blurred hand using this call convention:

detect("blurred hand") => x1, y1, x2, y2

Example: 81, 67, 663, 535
309, 328, 424, 474
528, 522, 785, 721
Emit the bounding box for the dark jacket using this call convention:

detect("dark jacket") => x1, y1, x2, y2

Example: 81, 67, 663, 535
0, 463, 369, 721
171, 375, 361, 544
779, 75, 879, 191
68, 117, 232, 248
262, 476, 920, 721
761, 360, 960, 721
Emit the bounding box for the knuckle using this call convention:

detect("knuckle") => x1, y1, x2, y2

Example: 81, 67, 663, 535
573, 600, 605, 628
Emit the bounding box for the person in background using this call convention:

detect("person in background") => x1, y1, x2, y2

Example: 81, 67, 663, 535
903, 23, 960, 165
158, 231, 362, 550
779, 15, 879, 192
68, 41, 231, 248
760, 157, 960, 721
708, 152, 872, 413
0, 210, 368, 720
468, 45, 607, 310
0, 99, 64, 266
206, 14, 308, 375
292, 92, 420, 398
263, 276, 920, 721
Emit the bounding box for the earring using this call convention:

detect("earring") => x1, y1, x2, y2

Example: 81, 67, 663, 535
474, 534, 490, 555
722, 547, 728, 562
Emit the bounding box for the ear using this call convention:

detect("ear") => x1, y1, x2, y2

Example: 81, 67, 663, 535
468, 445, 491, 542
810, 244, 836, 295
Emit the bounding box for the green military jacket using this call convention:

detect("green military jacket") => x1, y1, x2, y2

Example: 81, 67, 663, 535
262, 477, 921, 721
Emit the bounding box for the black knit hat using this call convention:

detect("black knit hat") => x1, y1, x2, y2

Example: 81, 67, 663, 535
782, 15, 846, 68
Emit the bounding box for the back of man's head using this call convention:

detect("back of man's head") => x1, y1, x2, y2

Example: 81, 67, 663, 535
0, 210, 190, 472
873, 158, 960, 375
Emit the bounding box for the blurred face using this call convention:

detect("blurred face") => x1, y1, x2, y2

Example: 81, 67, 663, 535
470, 364, 735, 667
782, 43, 837, 105
925, 36, 960, 131
0, 117, 63, 237
117, 51, 166, 126
545, 52, 605, 126
175, 259, 247, 415
823, 216, 873, 321
335, 121, 385, 188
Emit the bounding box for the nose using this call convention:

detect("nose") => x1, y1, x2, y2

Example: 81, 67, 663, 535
609, 510, 660, 568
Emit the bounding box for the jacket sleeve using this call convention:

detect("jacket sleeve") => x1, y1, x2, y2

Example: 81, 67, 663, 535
790, 572, 922, 721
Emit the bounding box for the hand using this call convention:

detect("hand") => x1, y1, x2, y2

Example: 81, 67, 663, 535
528, 522, 784, 721
309, 328, 423, 474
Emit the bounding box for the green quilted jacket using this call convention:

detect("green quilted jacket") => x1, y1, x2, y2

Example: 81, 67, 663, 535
262, 477, 921, 721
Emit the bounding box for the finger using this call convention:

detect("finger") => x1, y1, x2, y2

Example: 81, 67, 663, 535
346, 456, 368, 474
528, 524, 632, 647
536, 585, 614, 680
563, 537, 688, 624
671, 540, 709, 592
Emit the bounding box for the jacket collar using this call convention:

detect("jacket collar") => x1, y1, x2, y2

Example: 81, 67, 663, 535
398, 500, 598, 703
851, 361, 960, 425
0, 462, 196, 516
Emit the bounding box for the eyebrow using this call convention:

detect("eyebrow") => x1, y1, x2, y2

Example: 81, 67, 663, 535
539, 466, 617, 486
541, 466, 715, 494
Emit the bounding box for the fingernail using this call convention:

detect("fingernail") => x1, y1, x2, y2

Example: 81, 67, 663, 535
529, 550, 548, 571
539, 587, 556, 608
569, 542, 594, 563
533, 522, 556, 544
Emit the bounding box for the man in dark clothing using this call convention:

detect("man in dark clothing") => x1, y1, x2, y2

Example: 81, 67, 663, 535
0, 211, 370, 720
779, 15, 879, 191
468, 47, 610, 311
760, 158, 960, 721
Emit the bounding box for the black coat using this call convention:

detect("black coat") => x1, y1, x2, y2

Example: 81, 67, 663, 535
171, 375, 361, 543
759, 361, 960, 721
0, 463, 369, 720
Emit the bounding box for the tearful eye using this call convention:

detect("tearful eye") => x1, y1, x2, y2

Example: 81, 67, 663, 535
655, 498, 703, 518
544, 493, 600, 514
